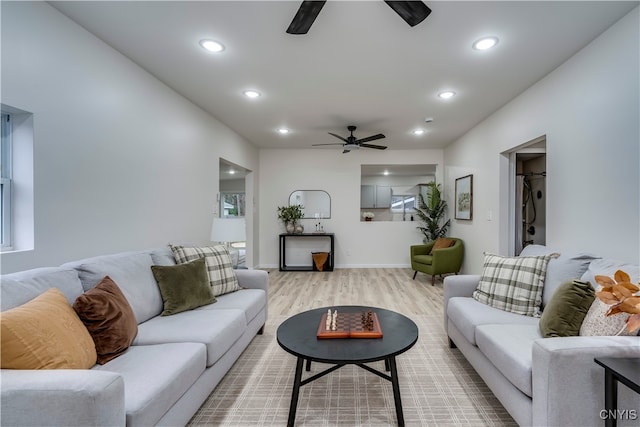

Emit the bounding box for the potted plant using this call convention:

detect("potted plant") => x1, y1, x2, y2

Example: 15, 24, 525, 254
414, 182, 450, 242
362, 212, 375, 221
277, 204, 304, 233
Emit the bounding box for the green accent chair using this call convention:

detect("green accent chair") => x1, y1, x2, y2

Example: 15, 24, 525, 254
410, 238, 464, 285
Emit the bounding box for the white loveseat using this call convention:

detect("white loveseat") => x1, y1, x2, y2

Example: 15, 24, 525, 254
0, 247, 268, 426
444, 245, 640, 426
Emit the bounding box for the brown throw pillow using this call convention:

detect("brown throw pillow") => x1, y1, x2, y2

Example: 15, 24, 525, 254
430, 237, 456, 254
73, 276, 138, 364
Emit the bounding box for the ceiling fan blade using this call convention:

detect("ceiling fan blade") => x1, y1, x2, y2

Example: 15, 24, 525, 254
286, 1, 327, 34
384, 1, 431, 27
360, 143, 388, 150
312, 143, 345, 146
328, 132, 350, 143
355, 133, 386, 144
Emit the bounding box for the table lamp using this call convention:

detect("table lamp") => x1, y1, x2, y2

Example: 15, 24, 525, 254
210, 217, 246, 267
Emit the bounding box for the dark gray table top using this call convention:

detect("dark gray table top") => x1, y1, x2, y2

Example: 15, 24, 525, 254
277, 306, 418, 364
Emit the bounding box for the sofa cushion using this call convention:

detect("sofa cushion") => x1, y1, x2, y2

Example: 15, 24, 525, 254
170, 244, 240, 296
147, 247, 177, 266
519, 245, 600, 308
413, 255, 433, 266
1, 288, 97, 369
539, 279, 595, 337
447, 297, 539, 345
93, 343, 206, 426
134, 308, 246, 366
475, 324, 541, 397
1, 267, 84, 311
64, 252, 163, 324
196, 288, 266, 325
151, 257, 216, 316
73, 276, 139, 364
473, 253, 557, 317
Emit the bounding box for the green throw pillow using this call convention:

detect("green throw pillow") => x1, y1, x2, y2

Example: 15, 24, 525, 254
539, 279, 595, 337
151, 257, 216, 316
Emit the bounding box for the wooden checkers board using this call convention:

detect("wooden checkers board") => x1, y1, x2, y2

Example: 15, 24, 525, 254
316, 312, 383, 339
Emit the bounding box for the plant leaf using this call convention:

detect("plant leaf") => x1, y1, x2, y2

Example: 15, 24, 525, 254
595, 275, 616, 287
613, 284, 634, 299
626, 313, 640, 333
605, 304, 624, 316
619, 297, 640, 314
596, 291, 620, 305
614, 270, 631, 284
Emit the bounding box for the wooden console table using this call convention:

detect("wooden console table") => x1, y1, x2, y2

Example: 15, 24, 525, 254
279, 233, 334, 272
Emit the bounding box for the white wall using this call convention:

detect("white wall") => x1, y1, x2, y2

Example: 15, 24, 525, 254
259, 149, 443, 268
0, 2, 259, 273
444, 7, 639, 273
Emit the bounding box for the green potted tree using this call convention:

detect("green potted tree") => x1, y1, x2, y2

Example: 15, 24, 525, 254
277, 204, 304, 234
415, 182, 450, 242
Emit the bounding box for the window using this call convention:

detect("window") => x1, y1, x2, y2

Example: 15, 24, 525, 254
220, 192, 246, 218
391, 194, 416, 213
1, 114, 12, 247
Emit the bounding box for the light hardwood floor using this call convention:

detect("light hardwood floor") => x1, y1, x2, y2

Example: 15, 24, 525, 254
266, 268, 445, 318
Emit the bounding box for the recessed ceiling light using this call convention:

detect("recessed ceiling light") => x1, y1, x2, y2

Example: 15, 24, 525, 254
243, 90, 261, 98
277, 128, 290, 134
438, 91, 456, 99
473, 37, 499, 51
199, 39, 225, 53
413, 129, 425, 135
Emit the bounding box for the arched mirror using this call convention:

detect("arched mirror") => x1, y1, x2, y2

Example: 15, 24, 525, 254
289, 190, 331, 218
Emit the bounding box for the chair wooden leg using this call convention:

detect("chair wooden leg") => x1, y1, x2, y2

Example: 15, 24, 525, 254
412, 271, 417, 280
431, 275, 435, 286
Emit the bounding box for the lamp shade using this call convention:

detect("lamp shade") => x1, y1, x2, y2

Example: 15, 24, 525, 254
211, 217, 246, 243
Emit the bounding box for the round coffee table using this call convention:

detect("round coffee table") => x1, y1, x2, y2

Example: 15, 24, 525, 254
277, 306, 418, 426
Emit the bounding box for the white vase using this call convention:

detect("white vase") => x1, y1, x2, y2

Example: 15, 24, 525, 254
294, 223, 304, 234
285, 223, 295, 234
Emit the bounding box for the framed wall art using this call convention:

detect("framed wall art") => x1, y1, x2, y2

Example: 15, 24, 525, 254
455, 174, 473, 220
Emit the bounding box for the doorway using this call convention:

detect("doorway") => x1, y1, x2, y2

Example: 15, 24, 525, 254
514, 151, 546, 255
219, 158, 250, 267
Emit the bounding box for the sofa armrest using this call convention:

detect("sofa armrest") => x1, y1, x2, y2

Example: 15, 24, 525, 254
235, 268, 268, 292
532, 336, 640, 427
1, 369, 125, 426
410, 243, 434, 257
443, 274, 480, 300
443, 274, 480, 331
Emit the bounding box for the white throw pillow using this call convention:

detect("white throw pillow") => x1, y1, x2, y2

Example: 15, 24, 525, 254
169, 245, 240, 297
473, 252, 558, 317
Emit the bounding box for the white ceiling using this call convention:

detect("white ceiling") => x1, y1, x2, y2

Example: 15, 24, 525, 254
51, 1, 637, 151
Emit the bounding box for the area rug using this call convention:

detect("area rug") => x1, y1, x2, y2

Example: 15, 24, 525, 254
188, 314, 516, 426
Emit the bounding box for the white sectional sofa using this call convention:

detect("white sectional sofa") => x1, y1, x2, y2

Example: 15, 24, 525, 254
0, 247, 268, 426
444, 245, 640, 426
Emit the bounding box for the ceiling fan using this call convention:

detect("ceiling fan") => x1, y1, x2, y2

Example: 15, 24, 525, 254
312, 126, 387, 153
287, 1, 432, 35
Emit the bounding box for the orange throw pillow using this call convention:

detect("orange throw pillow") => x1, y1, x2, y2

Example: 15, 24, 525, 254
1, 288, 97, 369
430, 238, 456, 254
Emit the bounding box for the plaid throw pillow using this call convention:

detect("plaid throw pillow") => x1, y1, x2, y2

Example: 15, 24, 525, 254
473, 252, 558, 317
169, 245, 240, 297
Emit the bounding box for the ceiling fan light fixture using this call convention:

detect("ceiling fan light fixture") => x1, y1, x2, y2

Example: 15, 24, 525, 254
438, 91, 456, 99
473, 36, 499, 51
199, 39, 225, 53
243, 90, 261, 98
